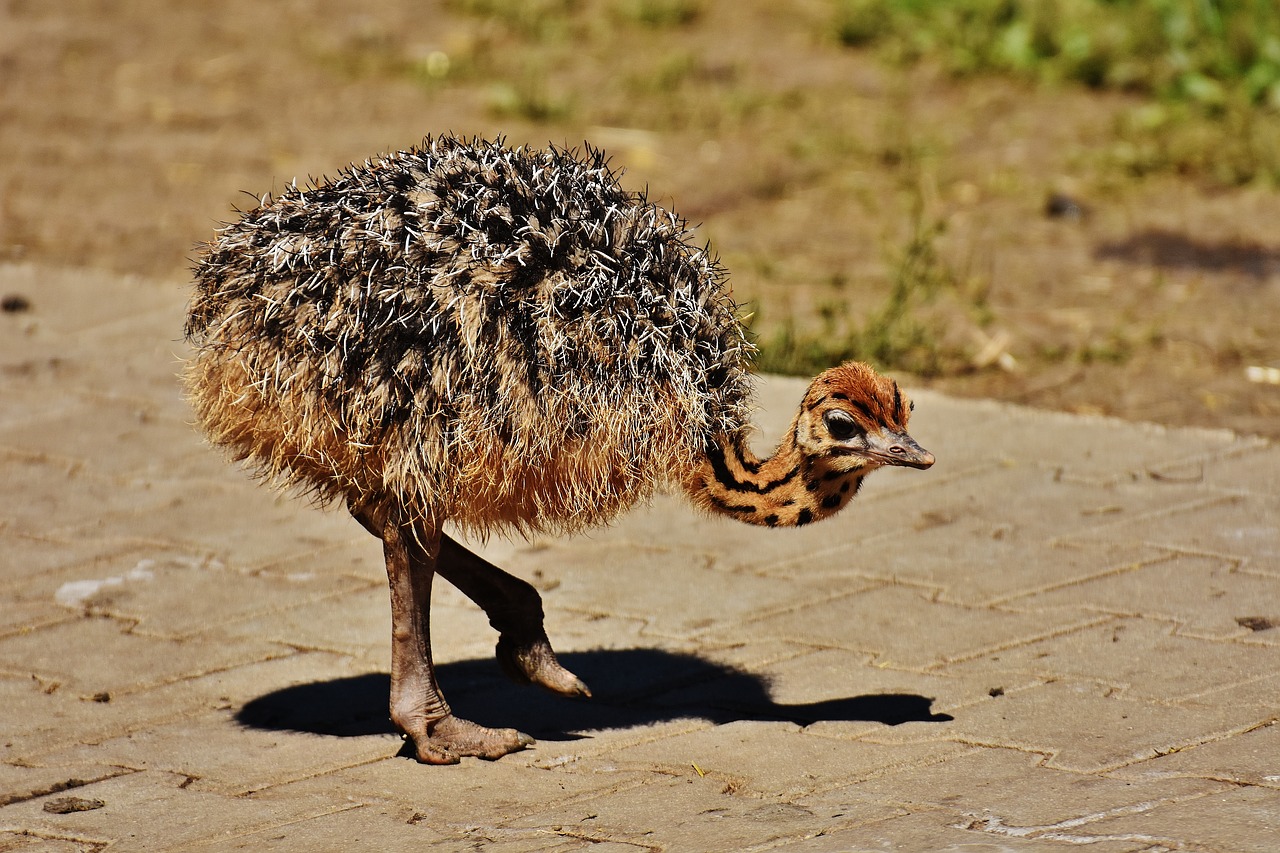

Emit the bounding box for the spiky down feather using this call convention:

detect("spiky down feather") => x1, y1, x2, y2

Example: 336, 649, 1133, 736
184, 135, 756, 537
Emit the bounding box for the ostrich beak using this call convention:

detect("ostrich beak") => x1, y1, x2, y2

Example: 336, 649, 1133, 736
868, 431, 935, 470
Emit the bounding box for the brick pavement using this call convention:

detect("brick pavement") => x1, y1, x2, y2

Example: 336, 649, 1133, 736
1, 261, 1277, 851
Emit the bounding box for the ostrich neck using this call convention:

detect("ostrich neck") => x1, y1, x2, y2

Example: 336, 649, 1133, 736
685, 423, 867, 528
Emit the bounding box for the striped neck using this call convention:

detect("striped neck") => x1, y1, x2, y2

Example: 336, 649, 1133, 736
684, 429, 867, 528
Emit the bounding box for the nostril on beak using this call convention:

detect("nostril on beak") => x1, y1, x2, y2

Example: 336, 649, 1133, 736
886, 437, 934, 469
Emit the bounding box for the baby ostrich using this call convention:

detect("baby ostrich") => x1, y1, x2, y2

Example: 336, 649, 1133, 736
184, 135, 934, 764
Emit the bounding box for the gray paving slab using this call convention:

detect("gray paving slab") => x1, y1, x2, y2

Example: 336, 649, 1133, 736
796, 745, 1227, 830
2, 261, 1277, 850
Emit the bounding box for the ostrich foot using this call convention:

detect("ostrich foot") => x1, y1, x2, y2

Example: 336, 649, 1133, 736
497, 633, 592, 698
404, 714, 535, 765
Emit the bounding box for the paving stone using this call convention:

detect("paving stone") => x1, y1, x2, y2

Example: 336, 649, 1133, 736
256, 754, 644, 833
709, 647, 1007, 743
1109, 719, 1280, 789
503, 775, 902, 853
885, 462, 1212, 548
780, 526, 1165, 609
0, 532, 144, 584
0, 670, 163, 760
1148, 441, 1280, 498
12, 546, 375, 640
1073, 490, 1280, 570
3, 260, 1276, 848
1078, 785, 1280, 853
0, 601, 71, 642
219, 584, 392, 662
187, 803, 452, 851
0, 384, 81, 432
0, 649, 326, 761
1004, 552, 1280, 642
138, 648, 377, 714
768, 809, 1150, 852
0, 832, 85, 852
31, 708, 394, 797
0, 614, 283, 697
0, 265, 170, 339
0, 454, 169, 539
798, 745, 1226, 833
9, 650, 395, 770
253, 538, 386, 584
711, 584, 1105, 670
860, 678, 1273, 774
55, 477, 365, 570
3, 652, 332, 756
0, 769, 354, 851
0, 762, 134, 809
518, 542, 876, 640
399, 836, 594, 853
576, 720, 969, 800
0, 394, 199, 482
10, 648, 401, 778
944, 615, 1280, 704
919, 397, 1253, 486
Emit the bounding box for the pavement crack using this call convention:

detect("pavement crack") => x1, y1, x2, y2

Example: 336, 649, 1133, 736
0, 828, 110, 852
0, 767, 138, 807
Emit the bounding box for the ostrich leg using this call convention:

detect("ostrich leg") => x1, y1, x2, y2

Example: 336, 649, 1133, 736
354, 501, 534, 763
438, 536, 591, 698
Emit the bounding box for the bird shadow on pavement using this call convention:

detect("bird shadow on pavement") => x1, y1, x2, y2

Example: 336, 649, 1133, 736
236, 647, 952, 743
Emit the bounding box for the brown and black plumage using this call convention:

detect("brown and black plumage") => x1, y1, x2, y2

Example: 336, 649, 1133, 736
184, 135, 933, 764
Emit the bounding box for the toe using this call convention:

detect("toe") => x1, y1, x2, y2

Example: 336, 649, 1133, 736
420, 715, 535, 762
496, 636, 593, 698
415, 742, 461, 765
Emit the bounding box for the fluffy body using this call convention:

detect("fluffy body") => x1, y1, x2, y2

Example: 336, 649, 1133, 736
183, 135, 934, 764
185, 135, 755, 537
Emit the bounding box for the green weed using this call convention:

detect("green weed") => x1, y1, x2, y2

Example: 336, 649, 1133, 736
617, 0, 702, 27
754, 187, 964, 377
486, 69, 574, 121
449, 0, 580, 39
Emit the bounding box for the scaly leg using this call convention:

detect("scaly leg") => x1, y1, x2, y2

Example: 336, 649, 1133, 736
439, 535, 591, 698
353, 500, 534, 764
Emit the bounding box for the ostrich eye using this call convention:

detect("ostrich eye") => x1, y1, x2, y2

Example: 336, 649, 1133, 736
823, 409, 861, 441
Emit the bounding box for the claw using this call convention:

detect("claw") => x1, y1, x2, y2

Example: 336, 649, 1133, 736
561, 674, 592, 699
496, 635, 593, 698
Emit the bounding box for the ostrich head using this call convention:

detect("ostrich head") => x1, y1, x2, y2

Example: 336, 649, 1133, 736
686, 361, 933, 527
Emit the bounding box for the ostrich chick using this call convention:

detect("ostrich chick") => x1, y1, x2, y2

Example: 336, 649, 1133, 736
184, 135, 934, 764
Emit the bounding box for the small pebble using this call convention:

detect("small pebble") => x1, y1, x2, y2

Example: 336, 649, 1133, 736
1044, 193, 1085, 221
1, 293, 31, 313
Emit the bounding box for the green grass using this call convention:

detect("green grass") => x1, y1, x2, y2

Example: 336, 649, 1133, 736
833, 0, 1280, 184
753, 140, 975, 378
752, 214, 961, 378
833, 0, 1280, 104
